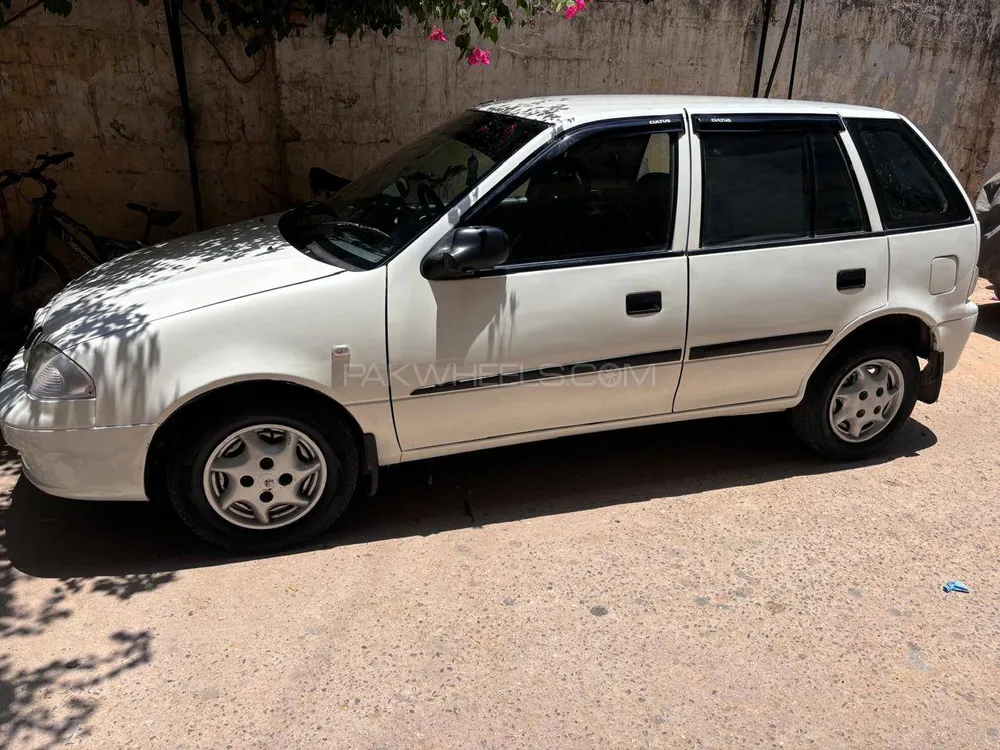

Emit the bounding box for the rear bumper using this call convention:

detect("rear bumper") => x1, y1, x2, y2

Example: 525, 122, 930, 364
935, 303, 979, 374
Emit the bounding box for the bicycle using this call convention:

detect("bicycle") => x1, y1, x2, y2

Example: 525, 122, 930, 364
0, 151, 180, 364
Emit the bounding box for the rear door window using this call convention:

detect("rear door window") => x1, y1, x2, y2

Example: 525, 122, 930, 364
846, 118, 972, 231
699, 126, 866, 248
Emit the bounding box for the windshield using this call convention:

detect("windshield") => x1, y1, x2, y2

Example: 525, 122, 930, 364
278, 110, 548, 270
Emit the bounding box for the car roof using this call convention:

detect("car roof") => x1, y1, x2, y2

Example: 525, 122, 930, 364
477, 95, 898, 127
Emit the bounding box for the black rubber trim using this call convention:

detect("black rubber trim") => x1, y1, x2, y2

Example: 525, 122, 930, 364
476, 247, 680, 276
692, 113, 844, 133
410, 349, 683, 396
690, 231, 881, 255
362, 433, 379, 496
689, 330, 832, 360
917, 350, 944, 404
883, 218, 975, 236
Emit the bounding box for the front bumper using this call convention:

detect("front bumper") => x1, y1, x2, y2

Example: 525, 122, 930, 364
1, 351, 152, 501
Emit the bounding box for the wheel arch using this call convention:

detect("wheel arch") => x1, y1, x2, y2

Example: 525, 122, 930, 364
143, 378, 374, 504
799, 310, 935, 398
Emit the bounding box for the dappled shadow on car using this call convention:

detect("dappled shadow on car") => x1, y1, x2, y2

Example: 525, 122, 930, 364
5, 412, 937, 578
974, 299, 1000, 342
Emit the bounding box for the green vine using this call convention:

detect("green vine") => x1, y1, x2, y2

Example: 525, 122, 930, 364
0, 0, 621, 60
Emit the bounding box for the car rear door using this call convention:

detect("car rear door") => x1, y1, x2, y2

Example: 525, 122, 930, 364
674, 112, 889, 412
387, 115, 692, 452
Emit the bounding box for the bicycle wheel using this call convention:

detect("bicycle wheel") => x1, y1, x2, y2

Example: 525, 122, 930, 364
34, 247, 71, 291
15, 248, 73, 312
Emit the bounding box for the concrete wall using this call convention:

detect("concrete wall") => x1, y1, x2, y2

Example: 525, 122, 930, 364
764, 0, 1000, 192
1, 0, 999, 243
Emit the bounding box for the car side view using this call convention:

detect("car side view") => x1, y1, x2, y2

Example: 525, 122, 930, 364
0, 95, 980, 551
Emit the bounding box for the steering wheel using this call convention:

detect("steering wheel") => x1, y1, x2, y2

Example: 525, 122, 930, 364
417, 182, 445, 213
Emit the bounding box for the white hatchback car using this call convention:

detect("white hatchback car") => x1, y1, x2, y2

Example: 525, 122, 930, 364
1, 96, 980, 550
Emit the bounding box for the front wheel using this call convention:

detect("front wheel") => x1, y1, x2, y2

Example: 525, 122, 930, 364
791, 343, 919, 460
166, 405, 359, 551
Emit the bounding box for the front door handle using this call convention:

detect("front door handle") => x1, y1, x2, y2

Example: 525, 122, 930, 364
626, 291, 662, 316
837, 268, 866, 292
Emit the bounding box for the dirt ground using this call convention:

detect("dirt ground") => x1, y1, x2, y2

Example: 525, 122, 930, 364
1, 283, 999, 750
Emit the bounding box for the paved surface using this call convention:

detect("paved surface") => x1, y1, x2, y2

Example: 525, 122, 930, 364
2, 284, 999, 750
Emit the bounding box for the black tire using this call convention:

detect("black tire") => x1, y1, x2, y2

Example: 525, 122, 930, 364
791, 343, 919, 460
166, 401, 359, 552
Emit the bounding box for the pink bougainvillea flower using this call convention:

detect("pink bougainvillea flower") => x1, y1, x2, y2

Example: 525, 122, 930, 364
429, 26, 447, 41
466, 47, 492, 66
565, 0, 588, 19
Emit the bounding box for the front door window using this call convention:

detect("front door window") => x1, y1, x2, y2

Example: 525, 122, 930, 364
469, 128, 680, 267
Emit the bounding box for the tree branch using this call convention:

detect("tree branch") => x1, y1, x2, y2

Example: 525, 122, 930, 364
2, 0, 46, 28
180, 7, 270, 85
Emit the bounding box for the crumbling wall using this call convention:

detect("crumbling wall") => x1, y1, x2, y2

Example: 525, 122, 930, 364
1, 0, 998, 241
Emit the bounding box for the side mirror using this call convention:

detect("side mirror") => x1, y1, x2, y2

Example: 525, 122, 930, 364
421, 226, 509, 280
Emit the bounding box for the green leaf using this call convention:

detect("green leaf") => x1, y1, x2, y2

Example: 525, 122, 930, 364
217, 20, 227, 34
200, 1, 214, 22
454, 31, 471, 52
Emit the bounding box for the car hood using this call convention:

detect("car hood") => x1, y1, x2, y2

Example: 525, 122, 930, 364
37, 214, 341, 348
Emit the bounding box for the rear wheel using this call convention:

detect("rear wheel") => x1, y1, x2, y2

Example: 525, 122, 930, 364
166, 404, 358, 551
792, 343, 919, 460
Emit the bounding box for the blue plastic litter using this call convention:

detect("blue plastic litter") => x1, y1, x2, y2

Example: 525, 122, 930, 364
943, 580, 970, 594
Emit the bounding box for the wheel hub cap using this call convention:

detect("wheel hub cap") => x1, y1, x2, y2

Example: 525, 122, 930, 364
828, 359, 904, 444
203, 424, 328, 530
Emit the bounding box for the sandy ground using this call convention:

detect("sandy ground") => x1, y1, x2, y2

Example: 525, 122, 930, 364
1, 282, 999, 750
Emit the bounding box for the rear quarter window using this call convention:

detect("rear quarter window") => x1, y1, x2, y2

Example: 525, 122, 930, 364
846, 118, 971, 231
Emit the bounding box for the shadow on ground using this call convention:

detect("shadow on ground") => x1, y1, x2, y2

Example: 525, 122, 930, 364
0, 443, 156, 750
4, 412, 937, 579
975, 299, 1000, 341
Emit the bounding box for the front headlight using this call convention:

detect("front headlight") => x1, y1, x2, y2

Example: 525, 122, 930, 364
26, 343, 96, 400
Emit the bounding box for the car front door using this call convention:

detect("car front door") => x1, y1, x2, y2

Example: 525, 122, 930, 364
387, 116, 691, 452
674, 112, 890, 412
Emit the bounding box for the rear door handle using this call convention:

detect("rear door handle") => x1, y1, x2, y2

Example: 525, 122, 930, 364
837, 268, 866, 292
626, 291, 662, 316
